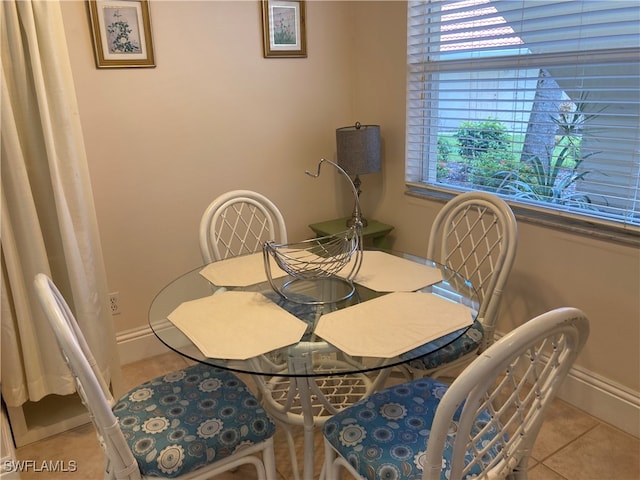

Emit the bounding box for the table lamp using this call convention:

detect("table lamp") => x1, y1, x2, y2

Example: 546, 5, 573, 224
336, 122, 381, 227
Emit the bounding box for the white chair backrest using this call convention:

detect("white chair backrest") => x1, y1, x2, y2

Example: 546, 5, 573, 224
199, 190, 288, 262
423, 307, 589, 480
34, 274, 141, 480
427, 191, 517, 349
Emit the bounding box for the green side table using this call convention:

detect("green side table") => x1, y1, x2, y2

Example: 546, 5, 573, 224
308, 217, 394, 250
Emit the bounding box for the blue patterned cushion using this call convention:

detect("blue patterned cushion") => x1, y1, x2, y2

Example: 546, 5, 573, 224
112, 363, 275, 478
401, 320, 484, 370
323, 378, 504, 480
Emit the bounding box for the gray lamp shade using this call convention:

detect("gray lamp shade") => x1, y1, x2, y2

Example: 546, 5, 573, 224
336, 123, 381, 176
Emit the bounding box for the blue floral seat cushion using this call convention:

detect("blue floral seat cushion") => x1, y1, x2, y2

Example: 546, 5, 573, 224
112, 363, 275, 478
323, 378, 504, 480
401, 320, 484, 371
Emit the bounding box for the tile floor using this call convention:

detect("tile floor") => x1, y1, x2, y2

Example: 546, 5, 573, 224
12, 351, 640, 480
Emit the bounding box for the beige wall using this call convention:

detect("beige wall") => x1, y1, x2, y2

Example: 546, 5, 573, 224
61, 0, 639, 400
61, 0, 355, 331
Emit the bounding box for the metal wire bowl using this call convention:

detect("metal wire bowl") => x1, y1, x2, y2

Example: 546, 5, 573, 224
263, 159, 363, 304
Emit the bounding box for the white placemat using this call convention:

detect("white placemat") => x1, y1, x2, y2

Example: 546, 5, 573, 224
167, 291, 307, 360
200, 252, 287, 287
340, 250, 443, 292
314, 291, 472, 358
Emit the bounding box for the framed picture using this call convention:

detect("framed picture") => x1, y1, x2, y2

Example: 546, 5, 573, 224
261, 1, 307, 58
88, 0, 155, 68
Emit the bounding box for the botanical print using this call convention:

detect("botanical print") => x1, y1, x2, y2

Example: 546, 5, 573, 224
272, 6, 297, 45
103, 6, 142, 54
261, 0, 305, 57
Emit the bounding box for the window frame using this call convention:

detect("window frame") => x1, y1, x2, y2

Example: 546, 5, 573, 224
405, 0, 640, 245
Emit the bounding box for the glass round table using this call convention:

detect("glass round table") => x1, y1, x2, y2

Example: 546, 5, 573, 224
148, 249, 479, 377
148, 249, 479, 480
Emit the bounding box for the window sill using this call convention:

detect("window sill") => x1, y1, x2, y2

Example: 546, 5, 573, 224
405, 184, 640, 248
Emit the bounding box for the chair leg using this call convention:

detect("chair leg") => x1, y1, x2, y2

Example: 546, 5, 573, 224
318, 457, 326, 480
262, 437, 277, 480
323, 438, 337, 480
507, 457, 530, 480
302, 423, 316, 480
279, 421, 302, 480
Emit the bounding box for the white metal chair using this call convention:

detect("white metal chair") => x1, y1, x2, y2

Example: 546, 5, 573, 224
199, 190, 290, 375
34, 273, 277, 480
250, 341, 386, 480
404, 191, 518, 379
199, 189, 287, 262
323, 307, 590, 480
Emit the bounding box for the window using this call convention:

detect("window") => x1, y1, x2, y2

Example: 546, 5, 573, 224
406, 0, 640, 234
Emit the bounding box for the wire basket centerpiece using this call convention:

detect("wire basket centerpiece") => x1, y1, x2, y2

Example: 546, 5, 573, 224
263, 159, 364, 305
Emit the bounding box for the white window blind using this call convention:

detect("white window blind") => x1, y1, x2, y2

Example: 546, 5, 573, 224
406, 0, 640, 233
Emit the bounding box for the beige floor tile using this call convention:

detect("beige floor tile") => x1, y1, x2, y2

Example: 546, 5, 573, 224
543, 423, 640, 480
194, 462, 276, 480
531, 398, 599, 461
528, 462, 569, 480
14, 423, 102, 480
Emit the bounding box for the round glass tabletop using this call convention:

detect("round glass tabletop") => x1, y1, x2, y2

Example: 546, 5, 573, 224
148, 250, 479, 377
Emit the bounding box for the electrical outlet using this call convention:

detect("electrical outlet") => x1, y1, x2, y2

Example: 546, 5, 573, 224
109, 292, 121, 315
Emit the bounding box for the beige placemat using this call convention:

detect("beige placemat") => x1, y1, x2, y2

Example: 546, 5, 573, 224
314, 291, 472, 358
340, 250, 443, 292
200, 252, 287, 287
167, 291, 307, 360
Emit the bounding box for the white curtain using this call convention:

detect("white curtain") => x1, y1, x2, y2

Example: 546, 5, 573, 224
1, 0, 121, 407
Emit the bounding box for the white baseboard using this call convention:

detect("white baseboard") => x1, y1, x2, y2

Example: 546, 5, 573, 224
116, 322, 177, 365
556, 364, 640, 438
116, 326, 640, 438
